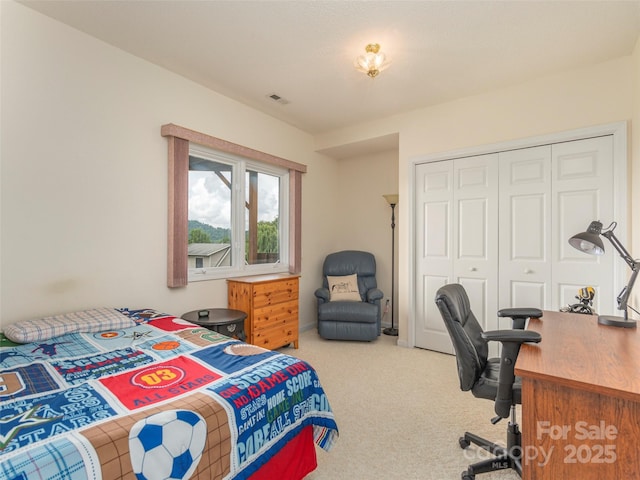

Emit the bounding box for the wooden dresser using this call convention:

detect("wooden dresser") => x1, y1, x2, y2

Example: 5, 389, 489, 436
227, 273, 299, 349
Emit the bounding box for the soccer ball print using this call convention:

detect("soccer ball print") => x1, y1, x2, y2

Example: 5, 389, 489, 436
129, 409, 207, 480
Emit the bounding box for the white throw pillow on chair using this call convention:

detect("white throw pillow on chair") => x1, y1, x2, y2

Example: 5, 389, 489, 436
327, 274, 361, 301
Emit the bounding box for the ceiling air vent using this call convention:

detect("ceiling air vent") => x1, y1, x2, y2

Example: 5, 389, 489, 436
267, 93, 290, 105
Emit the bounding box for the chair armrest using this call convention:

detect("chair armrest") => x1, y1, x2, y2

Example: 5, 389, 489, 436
315, 288, 330, 303
366, 288, 384, 303
482, 329, 541, 344
482, 329, 541, 419
498, 308, 543, 319
497, 308, 543, 329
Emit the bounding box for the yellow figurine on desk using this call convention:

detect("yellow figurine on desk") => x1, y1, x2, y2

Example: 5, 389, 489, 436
560, 286, 596, 315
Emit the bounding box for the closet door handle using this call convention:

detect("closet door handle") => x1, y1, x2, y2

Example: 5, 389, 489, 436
469, 267, 477, 272
524, 268, 533, 274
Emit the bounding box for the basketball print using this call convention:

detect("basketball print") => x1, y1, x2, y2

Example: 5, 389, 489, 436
152, 341, 181, 351
94, 330, 124, 339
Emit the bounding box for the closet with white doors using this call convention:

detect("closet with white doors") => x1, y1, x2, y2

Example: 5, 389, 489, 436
414, 128, 625, 354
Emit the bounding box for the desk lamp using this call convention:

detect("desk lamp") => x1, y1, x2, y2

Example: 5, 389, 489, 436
569, 221, 638, 328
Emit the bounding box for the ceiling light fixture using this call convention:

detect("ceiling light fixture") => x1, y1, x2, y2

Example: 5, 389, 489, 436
354, 43, 391, 78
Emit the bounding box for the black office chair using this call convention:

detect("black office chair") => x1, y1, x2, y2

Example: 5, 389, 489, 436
434, 284, 542, 480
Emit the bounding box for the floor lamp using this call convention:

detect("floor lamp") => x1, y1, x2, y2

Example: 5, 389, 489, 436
383, 194, 399, 336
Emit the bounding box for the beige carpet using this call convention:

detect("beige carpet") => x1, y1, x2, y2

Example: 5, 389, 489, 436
286, 329, 520, 480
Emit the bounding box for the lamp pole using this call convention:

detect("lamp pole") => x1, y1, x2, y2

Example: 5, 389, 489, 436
600, 227, 639, 326
383, 197, 398, 336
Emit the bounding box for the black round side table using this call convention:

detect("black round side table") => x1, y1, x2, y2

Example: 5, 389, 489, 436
181, 308, 247, 342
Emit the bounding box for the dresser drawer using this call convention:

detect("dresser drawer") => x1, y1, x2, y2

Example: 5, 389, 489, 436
252, 279, 299, 308
253, 313, 298, 337
252, 320, 298, 349
253, 303, 298, 327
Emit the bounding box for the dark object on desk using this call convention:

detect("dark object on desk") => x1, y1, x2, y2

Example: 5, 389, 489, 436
435, 283, 542, 480
560, 286, 596, 315
569, 220, 638, 328
182, 308, 247, 341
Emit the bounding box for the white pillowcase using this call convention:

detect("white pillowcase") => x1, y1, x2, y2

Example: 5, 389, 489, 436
3, 308, 136, 343
327, 274, 361, 301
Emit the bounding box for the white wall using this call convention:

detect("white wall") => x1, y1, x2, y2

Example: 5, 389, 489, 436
632, 37, 640, 316
0, 1, 342, 331
333, 149, 400, 326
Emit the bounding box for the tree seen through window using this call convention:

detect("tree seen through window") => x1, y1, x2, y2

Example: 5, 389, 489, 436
187, 153, 283, 273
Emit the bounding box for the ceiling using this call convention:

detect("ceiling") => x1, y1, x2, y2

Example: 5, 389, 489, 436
20, 1, 640, 141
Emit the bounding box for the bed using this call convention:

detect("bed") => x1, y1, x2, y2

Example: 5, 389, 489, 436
0, 308, 338, 480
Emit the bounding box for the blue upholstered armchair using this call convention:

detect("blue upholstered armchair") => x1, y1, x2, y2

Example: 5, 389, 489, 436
314, 250, 384, 341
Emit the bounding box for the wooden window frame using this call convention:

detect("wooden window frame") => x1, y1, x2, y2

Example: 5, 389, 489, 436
161, 123, 306, 288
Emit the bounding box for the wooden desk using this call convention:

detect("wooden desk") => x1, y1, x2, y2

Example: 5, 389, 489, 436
515, 310, 640, 479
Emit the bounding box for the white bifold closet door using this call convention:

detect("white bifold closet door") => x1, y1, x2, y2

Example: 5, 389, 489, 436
498, 136, 614, 327
415, 154, 499, 355
415, 135, 615, 353
497, 145, 553, 325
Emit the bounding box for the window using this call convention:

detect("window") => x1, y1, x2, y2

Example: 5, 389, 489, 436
162, 124, 305, 288
187, 145, 289, 281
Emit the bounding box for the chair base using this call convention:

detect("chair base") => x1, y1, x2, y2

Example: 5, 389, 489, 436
459, 421, 522, 479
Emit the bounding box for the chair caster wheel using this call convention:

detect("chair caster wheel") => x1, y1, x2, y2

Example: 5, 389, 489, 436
461, 471, 474, 480
459, 437, 470, 449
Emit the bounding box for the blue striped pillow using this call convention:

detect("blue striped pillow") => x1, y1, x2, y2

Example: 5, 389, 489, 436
3, 308, 135, 343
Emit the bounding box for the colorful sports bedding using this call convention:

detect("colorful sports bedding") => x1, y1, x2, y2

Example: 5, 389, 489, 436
0, 308, 338, 480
